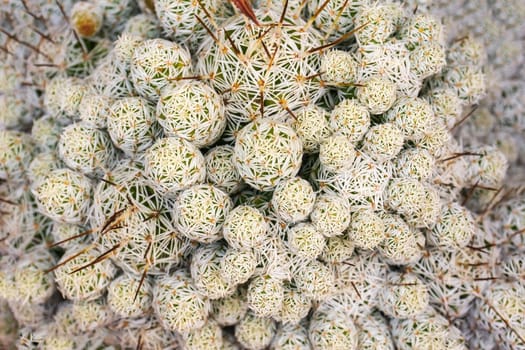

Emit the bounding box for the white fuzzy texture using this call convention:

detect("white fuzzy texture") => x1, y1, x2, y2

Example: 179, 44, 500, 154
153, 270, 210, 333
287, 223, 326, 260
53, 246, 117, 302
293, 260, 334, 300
205, 145, 243, 194
394, 148, 435, 181
357, 313, 395, 350
90, 161, 188, 275
182, 319, 224, 349
307, 0, 368, 41
234, 120, 303, 191
316, 151, 393, 210
330, 99, 370, 143
361, 123, 404, 163
235, 312, 276, 350
410, 41, 446, 79
425, 88, 463, 128
155, 0, 231, 51
107, 97, 156, 156
191, 244, 235, 300
196, 9, 323, 124
271, 323, 311, 349
220, 248, 257, 285
173, 184, 232, 243
443, 65, 486, 104
320, 236, 355, 264
346, 209, 385, 250
385, 97, 435, 141
429, 202, 476, 249
309, 306, 358, 350
292, 105, 332, 153
58, 122, 115, 174
157, 81, 226, 147
32, 168, 92, 224
107, 274, 152, 318
399, 13, 445, 48
321, 50, 358, 86
212, 289, 248, 326
387, 178, 441, 228
271, 177, 316, 223
310, 194, 351, 238
355, 4, 402, 45
357, 76, 397, 114
144, 137, 206, 195
223, 205, 268, 250
130, 38, 193, 101
278, 283, 311, 325
379, 272, 429, 318
78, 93, 113, 129
379, 213, 424, 265
247, 275, 284, 317
319, 135, 357, 173
358, 41, 421, 98
391, 310, 450, 350
0, 130, 33, 183
12, 250, 55, 305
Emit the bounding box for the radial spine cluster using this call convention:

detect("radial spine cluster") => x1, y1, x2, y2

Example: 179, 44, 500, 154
0, 0, 525, 349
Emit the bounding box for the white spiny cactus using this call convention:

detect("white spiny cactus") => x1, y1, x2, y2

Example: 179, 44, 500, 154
144, 137, 206, 195
235, 311, 276, 350
271, 323, 311, 349
173, 184, 233, 243
321, 50, 359, 86
211, 288, 248, 327
393, 148, 435, 181
429, 202, 476, 249
130, 38, 193, 101
0, 0, 523, 348
0, 130, 33, 184
247, 275, 284, 318
293, 260, 334, 300
107, 96, 157, 157
292, 105, 332, 153
32, 168, 92, 224
107, 274, 153, 318
191, 243, 236, 299
220, 248, 257, 286
157, 80, 226, 147
357, 76, 397, 115
319, 134, 357, 173
153, 270, 211, 333
182, 319, 224, 349
58, 122, 115, 174
286, 223, 326, 260
234, 119, 303, 191
379, 272, 429, 319
379, 213, 424, 265
53, 245, 117, 302
346, 209, 385, 250
309, 305, 358, 350
271, 177, 316, 224
196, 9, 324, 124
310, 194, 351, 237
223, 205, 268, 250
329, 99, 370, 143
361, 122, 404, 163
204, 145, 243, 194
278, 282, 312, 325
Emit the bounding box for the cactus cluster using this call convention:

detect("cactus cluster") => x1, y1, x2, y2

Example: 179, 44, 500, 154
0, 0, 524, 349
